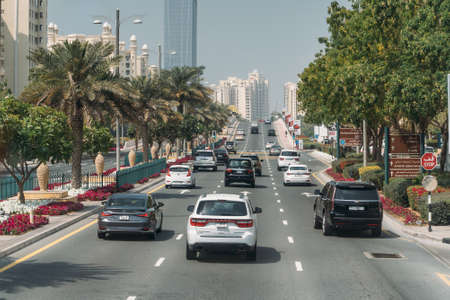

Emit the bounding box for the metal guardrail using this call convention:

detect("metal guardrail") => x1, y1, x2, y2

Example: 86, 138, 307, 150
116, 158, 166, 187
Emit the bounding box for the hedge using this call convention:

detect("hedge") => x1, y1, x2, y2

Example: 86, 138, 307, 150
417, 192, 450, 225
383, 178, 412, 207
361, 169, 385, 190
332, 158, 362, 174
359, 165, 382, 177
343, 162, 380, 180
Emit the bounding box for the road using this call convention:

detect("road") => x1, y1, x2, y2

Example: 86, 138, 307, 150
0, 121, 449, 300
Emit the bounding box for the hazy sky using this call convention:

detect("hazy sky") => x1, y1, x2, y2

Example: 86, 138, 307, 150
48, 0, 350, 112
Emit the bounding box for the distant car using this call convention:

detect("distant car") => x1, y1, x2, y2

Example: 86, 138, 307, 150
277, 149, 300, 171
165, 165, 196, 189
236, 134, 245, 141
240, 153, 263, 176
186, 193, 262, 260
268, 129, 276, 136
214, 147, 230, 165
283, 164, 311, 185
225, 158, 256, 187
425, 146, 434, 153
193, 150, 217, 171
225, 141, 237, 154
265, 141, 276, 150
236, 129, 245, 136
264, 120, 271, 124
98, 193, 164, 240
313, 181, 383, 236
269, 145, 282, 156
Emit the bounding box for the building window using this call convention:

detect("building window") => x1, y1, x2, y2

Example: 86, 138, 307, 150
40, 12, 43, 18
35, 25, 38, 32
126, 70, 130, 75
125, 63, 130, 68
35, 37, 38, 44
35, 12, 38, 19
39, 25, 43, 31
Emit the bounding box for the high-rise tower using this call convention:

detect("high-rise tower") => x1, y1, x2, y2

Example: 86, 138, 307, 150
163, 0, 197, 69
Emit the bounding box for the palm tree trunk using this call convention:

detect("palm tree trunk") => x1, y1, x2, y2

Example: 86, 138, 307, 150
71, 107, 83, 189
142, 124, 150, 163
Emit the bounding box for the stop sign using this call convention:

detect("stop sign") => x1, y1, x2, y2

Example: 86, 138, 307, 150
421, 153, 437, 170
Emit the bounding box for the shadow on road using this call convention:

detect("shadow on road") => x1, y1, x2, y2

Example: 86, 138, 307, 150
153, 193, 197, 200
0, 260, 128, 294
105, 229, 175, 242
196, 246, 282, 264
224, 184, 269, 189
335, 229, 400, 239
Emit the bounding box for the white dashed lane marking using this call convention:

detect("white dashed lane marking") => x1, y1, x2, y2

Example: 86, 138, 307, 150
295, 261, 303, 272
288, 236, 294, 244
277, 199, 281, 203
275, 192, 279, 196
280, 208, 284, 213
217, 185, 221, 188
282, 220, 288, 226
127, 296, 136, 300
272, 182, 275, 185
154, 257, 166, 267
273, 187, 277, 190
176, 234, 183, 240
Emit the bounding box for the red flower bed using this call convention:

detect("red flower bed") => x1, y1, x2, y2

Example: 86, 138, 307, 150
138, 177, 149, 184
0, 214, 49, 235
325, 168, 355, 182
150, 173, 160, 179
381, 196, 422, 225
34, 201, 84, 216
77, 183, 134, 201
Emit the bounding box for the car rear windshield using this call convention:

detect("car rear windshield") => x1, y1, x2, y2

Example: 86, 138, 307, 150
170, 167, 189, 172
228, 160, 252, 168
226, 142, 234, 145
241, 155, 258, 160
196, 151, 213, 157
215, 149, 227, 153
335, 187, 379, 201
107, 197, 146, 207
271, 146, 281, 149
196, 200, 248, 216
281, 151, 298, 156
290, 166, 307, 171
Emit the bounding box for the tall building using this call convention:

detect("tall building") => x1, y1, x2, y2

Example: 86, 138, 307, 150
2, 0, 48, 96
212, 70, 269, 121
284, 82, 298, 118
47, 23, 151, 78
163, 0, 197, 69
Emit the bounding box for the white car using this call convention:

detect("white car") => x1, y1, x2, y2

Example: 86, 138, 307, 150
265, 141, 276, 150
283, 164, 312, 185
165, 165, 196, 189
277, 149, 300, 171
186, 193, 262, 261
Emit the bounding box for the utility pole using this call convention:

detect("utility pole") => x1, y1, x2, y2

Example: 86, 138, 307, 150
363, 120, 367, 167
114, 8, 121, 171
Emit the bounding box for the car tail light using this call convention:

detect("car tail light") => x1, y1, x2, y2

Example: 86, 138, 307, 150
167, 168, 171, 176
137, 212, 150, 217
226, 168, 233, 173
287, 173, 293, 175
247, 169, 253, 174
190, 218, 208, 227
187, 169, 191, 177
294, 158, 299, 161
235, 220, 253, 228
304, 172, 311, 175
280, 157, 284, 160
101, 211, 112, 217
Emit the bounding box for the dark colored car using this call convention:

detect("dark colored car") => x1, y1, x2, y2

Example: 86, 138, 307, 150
313, 181, 383, 237
268, 129, 276, 136
269, 145, 282, 156
240, 153, 263, 176
214, 147, 230, 164
98, 193, 164, 240
225, 158, 255, 187
225, 141, 237, 154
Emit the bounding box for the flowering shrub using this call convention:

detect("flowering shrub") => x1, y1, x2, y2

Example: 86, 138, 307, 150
381, 196, 422, 225
34, 201, 84, 216
0, 214, 49, 235
76, 183, 134, 201
358, 165, 382, 177
0, 199, 51, 215
138, 177, 149, 184
150, 173, 160, 179
407, 185, 447, 210
325, 168, 355, 182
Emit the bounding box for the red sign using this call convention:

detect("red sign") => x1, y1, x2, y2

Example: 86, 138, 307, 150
421, 153, 437, 170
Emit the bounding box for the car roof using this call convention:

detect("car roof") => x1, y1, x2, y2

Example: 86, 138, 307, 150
288, 164, 308, 168
331, 181, 376, 189
169, 164, 189, 168
109, 193, 147, 200
199, 193, 247, 202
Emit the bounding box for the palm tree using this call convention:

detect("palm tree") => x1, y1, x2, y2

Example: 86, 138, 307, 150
21, 40, 131, 188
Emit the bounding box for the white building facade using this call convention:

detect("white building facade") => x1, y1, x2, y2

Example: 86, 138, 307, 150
284, 82, 298, 119
2, 0, 48, 96
47, 22, 151, 79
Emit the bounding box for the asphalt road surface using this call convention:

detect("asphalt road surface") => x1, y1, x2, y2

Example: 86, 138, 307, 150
0, 121, 449, 300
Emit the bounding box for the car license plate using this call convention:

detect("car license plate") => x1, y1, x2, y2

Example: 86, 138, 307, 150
237, 170, 243, 174
217, 226, 228, 231
119, 215, 130, 220
349, 206, 365, 211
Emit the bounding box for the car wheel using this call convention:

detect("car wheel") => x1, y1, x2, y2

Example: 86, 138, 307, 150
213, 166, 218, 171
97, 231, 105, 239
149, 231, 157, 240
283, 181, 287, 186
246, 244, 257, 261
193, 167, 198, 172
322, 213, 333, 236
251, 181, 256, 188
186, 242, 196, 260
165, 185, 170, 189
313, 208, 321, 229
191, 183, 196, 189
371, 226, 382, 237
157, 214, 163, 233
224, 180, 229, 187
277, 166, 281, 171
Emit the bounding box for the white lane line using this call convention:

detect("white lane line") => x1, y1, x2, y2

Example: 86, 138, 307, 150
282, 220, 288, 226
280, 208, 284, 213
272, 182, 275, 185
127, 296, 136, 300
154, 257, 166, 267
288, 236, 294, 244
277, 199, 281, 203
221, 180, 224, 183
273, 187, 277, 190
295, 261, 303, 272
213, 190, 217, 194
275, 192, 279, 196
180, 190, 189, 194
176, 234, 183, 240
217, 185, 221, 188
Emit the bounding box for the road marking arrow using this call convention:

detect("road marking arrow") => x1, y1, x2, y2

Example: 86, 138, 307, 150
180, 190, 190, 194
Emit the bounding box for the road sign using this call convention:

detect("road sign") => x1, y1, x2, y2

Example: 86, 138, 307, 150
389, 156, 421, 178
340, 128, 362, 147
422, 175, 438, 192
421, 153, 437, 170
340, 139, 346, 145
389, 131, 420, 154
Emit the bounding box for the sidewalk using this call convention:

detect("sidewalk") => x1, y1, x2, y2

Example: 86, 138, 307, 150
0, 175, 165, 258
311, 150, 450, 244
273, 118, 294, 149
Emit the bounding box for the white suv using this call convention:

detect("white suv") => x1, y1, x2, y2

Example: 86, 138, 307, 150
186, 193, 262, 260
277, 149, 300, 171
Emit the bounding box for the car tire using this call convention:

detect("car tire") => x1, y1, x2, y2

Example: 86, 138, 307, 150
224, 180, 229, 187
322, 213, 333, 236
186, 243, 196, 260
277, 166, 281, 171
250, 181, 256, 188
149, 231, 157, 240
191, 183, 196, 189
193, 167, 198, 172
313, 208, 321, 229
213, 166, 218, 171
371, 226, 382, 237
246, 244, 257, 261
157, 214, 163, 233
97, 232, 105, 239
165, 185, 170, 189
283, 181, 287, 186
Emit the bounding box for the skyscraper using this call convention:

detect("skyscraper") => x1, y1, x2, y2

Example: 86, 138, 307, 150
164, 0, 197, 69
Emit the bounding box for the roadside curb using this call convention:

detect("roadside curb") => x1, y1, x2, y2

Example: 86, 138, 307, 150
0, 177, 166, 259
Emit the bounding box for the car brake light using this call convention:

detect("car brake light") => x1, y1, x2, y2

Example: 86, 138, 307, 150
190, 218, 208, 227
294, 158, 299, 161
235, 220, 253, 228
280, 157, 284, 160
137, 212, 150, 217
247, 169, 253, 174
287, 173, 293, 175
226, 168, 233, 173
167, 169, 171, 176
101, 211, 112, 217
187, 169, 191, 177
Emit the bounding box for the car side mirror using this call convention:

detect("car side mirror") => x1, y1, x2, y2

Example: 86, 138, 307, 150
260, 159, 264, 162
101, 200, 107, 206
253, 207, 262, 214
314, 189, 321, 195
187, 205, 194, 212
157, 202, 164, 208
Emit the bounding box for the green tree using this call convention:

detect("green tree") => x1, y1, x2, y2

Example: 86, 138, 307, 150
83, 125, 114, 159
0, 96, 72, 203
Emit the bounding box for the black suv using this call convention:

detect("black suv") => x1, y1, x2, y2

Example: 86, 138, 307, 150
225, 141, 237, 154
268, 129, 276, 136
313, 181, 383, 236
214, 147, 229, 165
240, 154, 263, 176
224, 158, 255, 187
